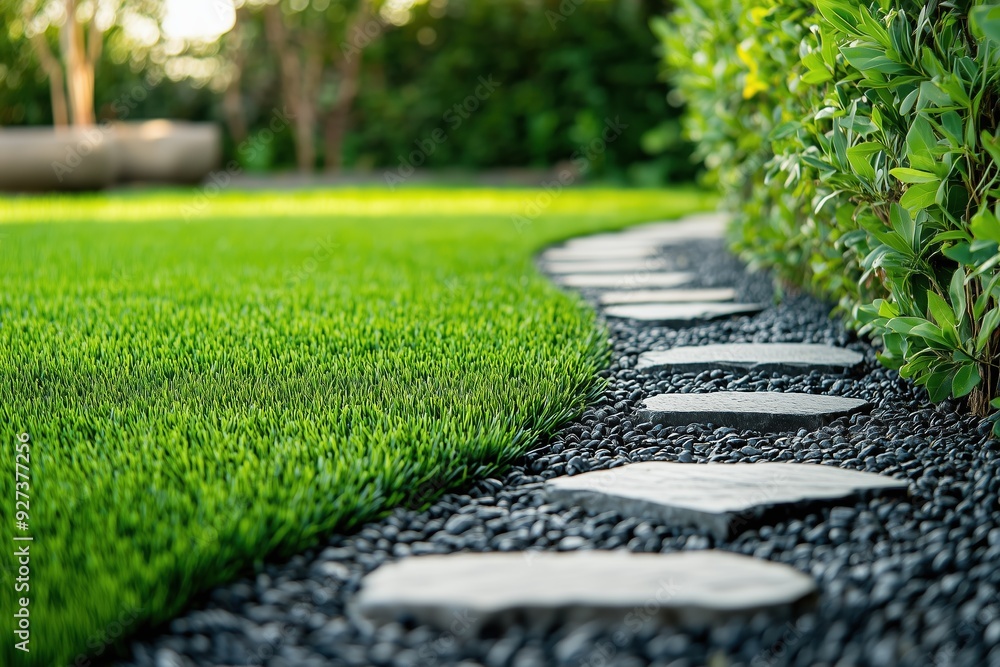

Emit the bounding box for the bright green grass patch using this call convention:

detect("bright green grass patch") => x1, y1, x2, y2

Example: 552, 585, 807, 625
0, 187, 713, 665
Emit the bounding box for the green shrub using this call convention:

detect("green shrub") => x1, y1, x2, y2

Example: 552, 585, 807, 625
662, 0, 1000, 431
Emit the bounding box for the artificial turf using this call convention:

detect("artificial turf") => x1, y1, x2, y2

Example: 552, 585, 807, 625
0, 187, 714, 665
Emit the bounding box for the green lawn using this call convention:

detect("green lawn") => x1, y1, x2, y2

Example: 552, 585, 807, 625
0, 187, 714, 665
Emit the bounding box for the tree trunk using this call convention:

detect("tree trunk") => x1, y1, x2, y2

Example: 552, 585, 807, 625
264, 4, 317, 173
323, 2, 370, 172
47, 73, 70, 127
221, 9, 251, 146
62, 0, 96, 126
294, 106, 316, 173
223, 84, 247, 146
299, 42, 322, 173
322, 60, 360, 173
30, 34, 69, 127
24, 4, 69, 126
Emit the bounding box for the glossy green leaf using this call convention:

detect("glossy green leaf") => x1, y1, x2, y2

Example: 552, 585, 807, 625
949, 269, 967, 323
815, 0, 863, 36
971, 4, 1000, 44
927, 291, 957, 327
976, 308, 1000, 353
847, 142, 883, 181
899, 181, 939, 211
889, 203, 916, 248
905, 117, 939, 171
971, 207, 1000, 244
924, 368, 956, 402
889, 167, 938, 183
952, 363, 982, 398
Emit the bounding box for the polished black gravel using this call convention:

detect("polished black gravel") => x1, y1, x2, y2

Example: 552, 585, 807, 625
109, 236, 1000, 667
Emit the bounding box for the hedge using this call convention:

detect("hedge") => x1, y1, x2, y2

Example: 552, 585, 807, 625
658, 0, 1000, 432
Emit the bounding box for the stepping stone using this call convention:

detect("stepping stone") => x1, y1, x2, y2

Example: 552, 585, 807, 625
636, 391, 870, 432
556, 272, 694, 289
637, 343, 864, 375
544, 462, 908, 539
355, 551, 816, 631
556, 229, 712, 255
544, 259, 667, 275
562, 237, 690, 252
542, 246, 661, 262
623, 214, 729, 240
541, 213, 729, 263
562, 236, 662, 250
604, 302, 763, 325
599, 288, 737, 305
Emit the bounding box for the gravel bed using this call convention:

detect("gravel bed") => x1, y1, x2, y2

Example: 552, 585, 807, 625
109, 238, 1000, 667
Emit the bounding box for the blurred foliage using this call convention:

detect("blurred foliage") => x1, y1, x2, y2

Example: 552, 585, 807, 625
0, 2, 49, 125
350, 0, 690, 182
0, 0, 215, 126
0, 0, 691, 182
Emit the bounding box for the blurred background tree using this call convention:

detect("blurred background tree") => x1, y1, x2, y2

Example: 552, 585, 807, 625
0, 0, 692, 183
256, 0, 374, 171
18, 0, 165, 125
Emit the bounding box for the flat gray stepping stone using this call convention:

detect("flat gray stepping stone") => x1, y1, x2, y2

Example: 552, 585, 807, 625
604, 302, 763, 325
623, 214, 729, 240
541, 214, 729, 262
542, 246, 660, 262
545, 259, 667, 275
557, 272, 694, 289
355, 551, 816, 630
563, 236, 662, 250
636, 391, 869, 431
544, 462, 907, 539
599, 288, 736, 305
637, 343, 864, 375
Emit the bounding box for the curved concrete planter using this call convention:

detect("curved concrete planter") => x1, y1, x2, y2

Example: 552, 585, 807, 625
0, 121, 221, 191
113, 121, 221, 185
0, 127, 117, 191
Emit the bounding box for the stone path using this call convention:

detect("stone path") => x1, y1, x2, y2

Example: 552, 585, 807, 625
637, 392, 870, 431
543, 259, 669, 275
354, 212, 908, 646
599, 287, 736, 305
637, 343, 864, 374
544, 462, 907, 539
604, 302, 764, 325
539, 217, 728, 263
542, 246, 661, 262
555, 272, 694, 289
356, 551, 817, 629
